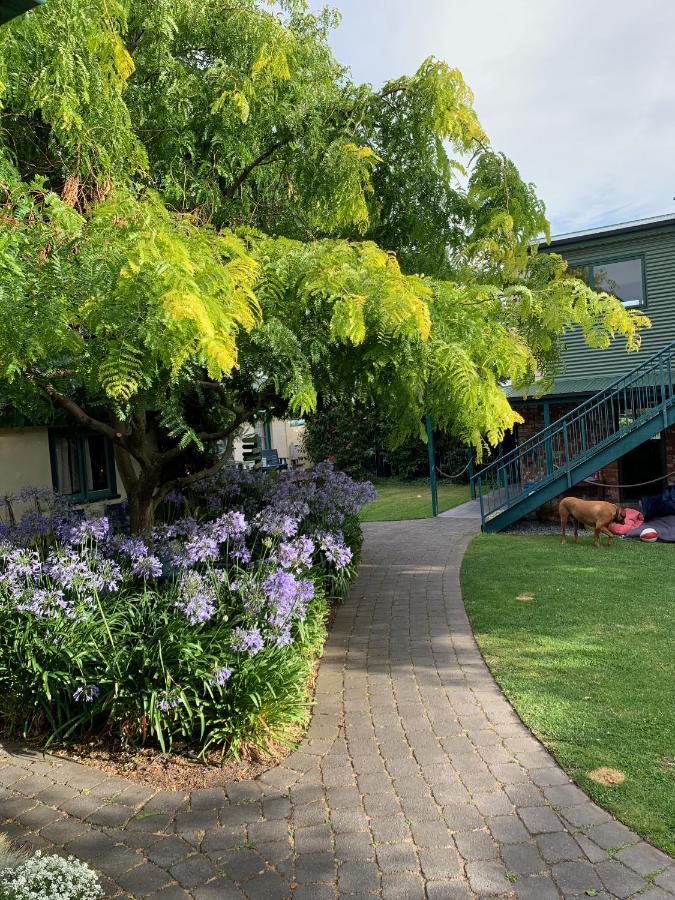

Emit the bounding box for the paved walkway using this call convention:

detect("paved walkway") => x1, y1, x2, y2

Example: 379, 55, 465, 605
1, 518, 673, 899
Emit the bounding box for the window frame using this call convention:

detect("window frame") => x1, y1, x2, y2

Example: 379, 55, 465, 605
568, 253, 647, 309
48, 430, 118, 502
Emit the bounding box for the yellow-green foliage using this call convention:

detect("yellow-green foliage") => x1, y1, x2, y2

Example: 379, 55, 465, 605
0, 0, 651, 462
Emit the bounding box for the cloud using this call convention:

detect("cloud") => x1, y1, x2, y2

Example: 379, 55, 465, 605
328, 0, 675, 233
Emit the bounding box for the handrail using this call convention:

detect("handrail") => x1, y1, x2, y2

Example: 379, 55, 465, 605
485, 339, 675, 476
473, 339, 675, 524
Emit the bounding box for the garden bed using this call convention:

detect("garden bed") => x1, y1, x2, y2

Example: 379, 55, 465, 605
0, 464, 374, 769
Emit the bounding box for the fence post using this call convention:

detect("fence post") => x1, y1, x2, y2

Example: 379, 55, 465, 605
425, 414, 439, 517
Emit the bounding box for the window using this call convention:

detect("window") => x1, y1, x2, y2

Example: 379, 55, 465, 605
49, 431, 117, 501
571, 257, 645, 308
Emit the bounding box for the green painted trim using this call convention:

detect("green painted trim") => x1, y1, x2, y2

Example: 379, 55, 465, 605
467, 447, 476, 500
546, 219, 675, 252
48, 429, 118, 502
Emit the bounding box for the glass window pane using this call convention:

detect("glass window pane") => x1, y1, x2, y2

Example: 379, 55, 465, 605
592, 258, 644, 307
84, 435, 110, 493
54, 435, 81, 495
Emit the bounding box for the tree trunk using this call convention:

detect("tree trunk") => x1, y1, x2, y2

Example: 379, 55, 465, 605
114, 445, 160, 538
127, 491, 156, 538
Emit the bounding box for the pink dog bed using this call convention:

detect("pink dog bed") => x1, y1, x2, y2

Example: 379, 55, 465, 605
608, 507, 643, 535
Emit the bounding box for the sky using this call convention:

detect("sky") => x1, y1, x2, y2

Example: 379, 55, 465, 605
326, 0, 675, 236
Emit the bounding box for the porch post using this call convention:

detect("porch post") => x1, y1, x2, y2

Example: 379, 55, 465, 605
425, 414, 438, 517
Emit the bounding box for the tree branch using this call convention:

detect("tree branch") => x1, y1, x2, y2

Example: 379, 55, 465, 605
153, 440, 235, 507
221, 137, 291, 200
29, 373, 131, 449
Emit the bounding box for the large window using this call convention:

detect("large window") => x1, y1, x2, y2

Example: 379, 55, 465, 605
571, 257, 645, 308
49, 431, 117, 501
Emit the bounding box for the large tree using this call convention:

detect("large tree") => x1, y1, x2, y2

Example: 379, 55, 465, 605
0, 0, 648, 533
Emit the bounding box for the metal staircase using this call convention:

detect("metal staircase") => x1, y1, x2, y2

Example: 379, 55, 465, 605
473, 340, 675, 532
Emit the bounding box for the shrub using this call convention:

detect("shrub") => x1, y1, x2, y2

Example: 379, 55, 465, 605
0, 851, 102, 900
0, 464, 375, 757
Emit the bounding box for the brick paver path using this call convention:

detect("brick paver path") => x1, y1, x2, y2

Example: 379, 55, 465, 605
1, 518, 673, 898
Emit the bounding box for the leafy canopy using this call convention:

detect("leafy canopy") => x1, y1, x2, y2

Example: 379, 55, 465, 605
0, 0, 648, 487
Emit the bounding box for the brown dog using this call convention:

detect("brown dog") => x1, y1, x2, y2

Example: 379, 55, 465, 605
559, 497, 626, 548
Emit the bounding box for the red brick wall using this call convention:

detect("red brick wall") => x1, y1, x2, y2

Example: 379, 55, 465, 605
515, 405, 545, 442
598, 461, 620, 502
666, 425, 675, 481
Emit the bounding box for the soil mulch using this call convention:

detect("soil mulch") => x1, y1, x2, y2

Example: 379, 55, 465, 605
46, 738, 292, 792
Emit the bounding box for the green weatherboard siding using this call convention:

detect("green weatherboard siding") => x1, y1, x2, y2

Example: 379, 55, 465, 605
547, 224, 675, 381
0, 0, 44, 25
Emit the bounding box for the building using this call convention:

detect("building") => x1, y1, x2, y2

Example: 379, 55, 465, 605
0, 417, 306, 518
474, 213, 675, 530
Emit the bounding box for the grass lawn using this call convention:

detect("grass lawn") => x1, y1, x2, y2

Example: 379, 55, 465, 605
461, 533, 675, 855
359, 479, 470, 522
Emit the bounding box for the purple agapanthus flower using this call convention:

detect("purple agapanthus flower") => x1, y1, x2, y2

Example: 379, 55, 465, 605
275, 536, 315, 570
18, 587, 76, 619
316, 531, 353, 569
232, 626, 265, 656
132, 554, 163, 579
263, 569, 314, 633
118, 536, 149, 559
213, 666, 232, 686
230, 545, 252, 565
184, 532, 220, 564
211, 511, 248, 542
158, 696, 182, 712
175, 571, 216, 625
69, 517, 110, 544
73, 684, 99, 702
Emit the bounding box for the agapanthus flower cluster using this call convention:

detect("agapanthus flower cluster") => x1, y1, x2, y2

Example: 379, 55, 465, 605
213, 666, 232, 686
263, 568, 314, 646
232, 625, 265, 656
68, 516, 110, 545
158, 696, 183, 712
175, 571, 217, 625
1, 464, 371, 664
73, 684, 99, 703
132, 554, 163, 579
0, 543, 121, 618
315, 531, 353, 569
275, 536, 315, 570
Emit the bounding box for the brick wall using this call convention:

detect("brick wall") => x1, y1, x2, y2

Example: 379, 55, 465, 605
666, 425, 675, 481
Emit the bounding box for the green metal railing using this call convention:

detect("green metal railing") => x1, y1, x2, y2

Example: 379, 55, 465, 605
473, 340, 675, 528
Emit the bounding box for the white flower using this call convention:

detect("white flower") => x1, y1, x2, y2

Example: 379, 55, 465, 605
0, 851, 103, 900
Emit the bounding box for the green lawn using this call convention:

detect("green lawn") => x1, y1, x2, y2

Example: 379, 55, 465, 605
461, 534, 675, 855
359, 479, 470, 522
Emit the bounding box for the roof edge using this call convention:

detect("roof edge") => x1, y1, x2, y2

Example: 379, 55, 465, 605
543, 212, 675, 250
